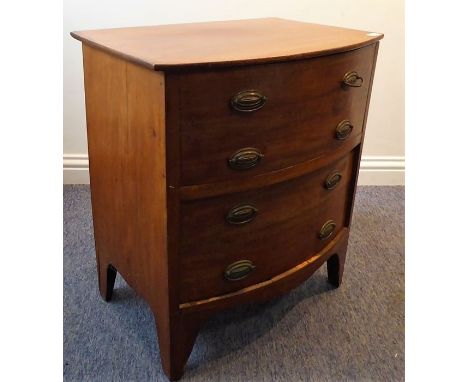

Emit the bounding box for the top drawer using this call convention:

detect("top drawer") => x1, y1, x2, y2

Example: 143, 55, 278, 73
167, 44, 376, 186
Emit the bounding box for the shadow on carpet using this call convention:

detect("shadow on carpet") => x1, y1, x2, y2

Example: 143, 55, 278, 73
64, 186, 404, 382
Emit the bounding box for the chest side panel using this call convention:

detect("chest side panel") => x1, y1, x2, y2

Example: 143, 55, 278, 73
82, 45, 168, 308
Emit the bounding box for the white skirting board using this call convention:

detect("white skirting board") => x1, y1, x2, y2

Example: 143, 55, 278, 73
356, 156, 405, 185
63, 154, 405, 186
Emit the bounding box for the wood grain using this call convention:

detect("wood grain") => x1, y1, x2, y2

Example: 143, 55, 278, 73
179, 228, 349, 313
179, 152, 355, 302
71, 18, 383, 70
179, 133, 362, 200
345, 42, 381, 228
168, 44, 375, 185
83, 44, 168, 308
76, 21, 382, 379
82, 45, 189, 380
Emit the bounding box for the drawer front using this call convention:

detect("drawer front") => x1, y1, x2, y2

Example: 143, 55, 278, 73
179, 151, 356, 303
168, 44, 375, 186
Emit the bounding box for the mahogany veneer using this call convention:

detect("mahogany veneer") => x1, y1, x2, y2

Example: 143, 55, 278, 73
71, 18, 382, 380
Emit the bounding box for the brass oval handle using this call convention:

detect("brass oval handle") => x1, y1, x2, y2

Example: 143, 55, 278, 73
226, 204, 258, 225
342, 71, 364, 87
231, 90, 267, 112
335, 120, 353, 140
228, 147, 264, 170
319, 220, 336, 240
224, 260, 256, 281
324, 171, 342, 190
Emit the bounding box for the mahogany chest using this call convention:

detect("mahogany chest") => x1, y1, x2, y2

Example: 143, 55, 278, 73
71, 18, 382, 380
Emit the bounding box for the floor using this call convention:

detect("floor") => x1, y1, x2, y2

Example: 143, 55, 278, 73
64, 185, 404, 382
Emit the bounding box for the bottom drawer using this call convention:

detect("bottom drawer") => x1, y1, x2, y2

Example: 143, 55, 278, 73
179, 151, 357, 303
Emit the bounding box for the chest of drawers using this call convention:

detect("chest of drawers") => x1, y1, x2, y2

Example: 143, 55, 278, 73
71, 18, 382, 380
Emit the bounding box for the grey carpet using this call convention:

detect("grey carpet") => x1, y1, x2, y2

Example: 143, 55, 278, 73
64, 186, 404, 382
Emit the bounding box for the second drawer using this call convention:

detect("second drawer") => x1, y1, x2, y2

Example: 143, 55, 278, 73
179, 151, 357, 303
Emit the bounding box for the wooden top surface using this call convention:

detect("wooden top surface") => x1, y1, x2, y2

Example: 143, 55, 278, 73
71, 18, 383, 70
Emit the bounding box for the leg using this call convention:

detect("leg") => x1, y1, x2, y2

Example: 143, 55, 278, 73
327, 250, 347, 287
97, 257, 117, 301
153, 310, 208, 381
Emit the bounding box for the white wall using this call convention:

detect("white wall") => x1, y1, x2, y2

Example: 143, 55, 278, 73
64, 0, 404, 185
